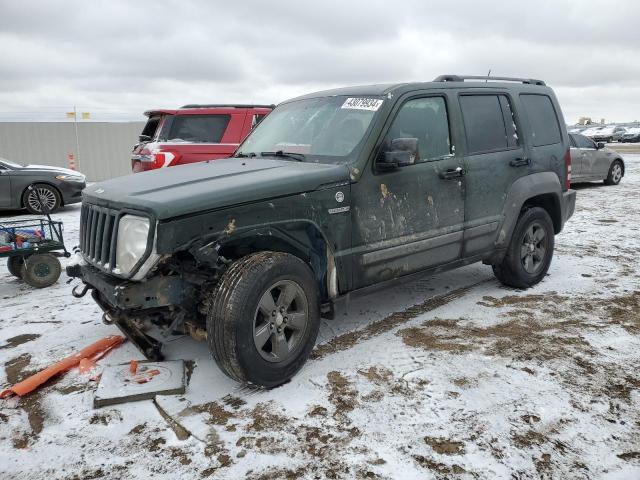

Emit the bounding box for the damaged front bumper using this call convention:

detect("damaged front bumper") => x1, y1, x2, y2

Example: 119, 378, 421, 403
67, 263, 196, 360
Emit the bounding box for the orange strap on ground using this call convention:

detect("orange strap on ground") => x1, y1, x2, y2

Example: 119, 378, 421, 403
0, 335, 125, 399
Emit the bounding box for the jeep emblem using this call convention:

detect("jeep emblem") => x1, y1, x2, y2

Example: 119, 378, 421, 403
335, 191, 344, 203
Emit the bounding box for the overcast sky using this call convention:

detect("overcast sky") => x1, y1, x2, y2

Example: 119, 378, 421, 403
1, 0, 639, 124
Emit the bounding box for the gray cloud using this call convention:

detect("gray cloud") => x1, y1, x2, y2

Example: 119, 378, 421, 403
0, 0, 638, 122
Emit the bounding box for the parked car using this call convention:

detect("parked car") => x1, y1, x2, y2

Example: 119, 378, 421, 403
581, 126, 604, 139
70, 75, 576, 387
0, 157, 86, 214
611, 126, 629, 142
131, 104, 273, 173
569, 134, 625, 185
590, 125, 627, 143
621, 127, 640, 143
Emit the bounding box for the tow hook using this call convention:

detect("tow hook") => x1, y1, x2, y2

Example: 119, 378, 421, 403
72, 283, 91, 298
102, 313, 115, 325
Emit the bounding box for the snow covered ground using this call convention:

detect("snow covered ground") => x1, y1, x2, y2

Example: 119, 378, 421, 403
1, 155, 639, 480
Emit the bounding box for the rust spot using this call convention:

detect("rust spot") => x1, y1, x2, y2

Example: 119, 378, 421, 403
224, 219, 236, 235
380, 184, 389, 199
427, 195, 434, 206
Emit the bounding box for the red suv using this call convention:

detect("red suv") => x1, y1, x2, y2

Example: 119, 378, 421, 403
131, 104, 273, 172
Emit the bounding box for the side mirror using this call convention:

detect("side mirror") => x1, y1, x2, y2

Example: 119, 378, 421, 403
139, 134, 151, 143
377, 138, 419, 171
596, 142, 605, 149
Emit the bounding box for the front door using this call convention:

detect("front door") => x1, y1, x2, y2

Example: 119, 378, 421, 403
350, 94, 465, 289
458, 92, 529, 256
571, 133, 598, 179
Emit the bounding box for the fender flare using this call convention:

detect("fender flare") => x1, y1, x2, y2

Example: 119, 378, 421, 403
495, 172, 563, 250
213, 221, 339, 301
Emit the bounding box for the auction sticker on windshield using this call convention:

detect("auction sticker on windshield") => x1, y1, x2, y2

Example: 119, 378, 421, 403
342, 98, 384, 111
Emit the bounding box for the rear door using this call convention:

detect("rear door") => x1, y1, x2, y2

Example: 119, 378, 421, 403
458, 92, 528, 256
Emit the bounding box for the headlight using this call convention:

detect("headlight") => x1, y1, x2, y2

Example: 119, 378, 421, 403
56, 174, 85, 182
115, 215, 150, 275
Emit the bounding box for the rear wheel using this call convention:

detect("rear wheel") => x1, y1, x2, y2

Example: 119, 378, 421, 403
20, 254, 61, 288
493, 207, 555, 289
604, 160, 623, 185
207, 252, 321, 387
7, 256, 25, 278
23, 184, 61, 214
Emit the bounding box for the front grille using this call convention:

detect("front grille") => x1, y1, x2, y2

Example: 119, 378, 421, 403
80, 204, 118, 270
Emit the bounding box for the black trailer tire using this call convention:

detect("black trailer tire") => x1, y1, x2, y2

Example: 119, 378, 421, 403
206, 251, 321, 388
492, 207, 555, 289
7, 256, 24, 278
604, 160, 623, 185
23, 184, 61, 214
20, 254, 62, 288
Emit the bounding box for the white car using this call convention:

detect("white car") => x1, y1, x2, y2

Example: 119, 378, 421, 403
581, 127, 604, 138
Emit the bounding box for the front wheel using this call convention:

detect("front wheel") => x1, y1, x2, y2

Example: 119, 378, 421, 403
493, 207, 555, 289
23, 184, 61, 214
604, 160, 623, 185
207, 252, 321, 387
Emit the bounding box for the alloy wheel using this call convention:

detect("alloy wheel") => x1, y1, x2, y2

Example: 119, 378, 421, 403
520, 221, 548, 274
253, 280, 309, 363
28, 188, 57, 212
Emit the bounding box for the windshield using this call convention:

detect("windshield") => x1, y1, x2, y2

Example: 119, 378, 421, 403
236, 95, 384, 163
0, 157, 22, 168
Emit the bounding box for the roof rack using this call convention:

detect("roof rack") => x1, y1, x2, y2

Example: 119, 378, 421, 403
433, 75, 546, 86
180, 104, 275, 109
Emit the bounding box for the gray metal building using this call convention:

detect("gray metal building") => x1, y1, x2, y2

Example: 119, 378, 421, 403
0, 121, 145, 181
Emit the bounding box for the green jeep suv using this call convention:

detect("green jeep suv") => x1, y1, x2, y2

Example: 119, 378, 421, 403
69, 75, 576, 387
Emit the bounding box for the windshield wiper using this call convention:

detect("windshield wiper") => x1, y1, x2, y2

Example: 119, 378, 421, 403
260, 150, 305, 162
234, 152, 256, 158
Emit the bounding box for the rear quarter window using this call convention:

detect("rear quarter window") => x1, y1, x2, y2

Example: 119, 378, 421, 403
166, 114, 231, 143
520, 94, 562, 147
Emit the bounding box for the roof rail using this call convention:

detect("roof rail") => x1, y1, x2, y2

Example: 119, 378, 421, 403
433, 75, 546, 86
180, 104, 275, 109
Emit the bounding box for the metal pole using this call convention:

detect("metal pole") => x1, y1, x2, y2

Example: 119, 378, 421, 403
73, 105, 81, 171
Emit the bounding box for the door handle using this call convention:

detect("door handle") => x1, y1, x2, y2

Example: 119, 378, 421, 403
509, 157, 530, 167
439, 166, 466, 180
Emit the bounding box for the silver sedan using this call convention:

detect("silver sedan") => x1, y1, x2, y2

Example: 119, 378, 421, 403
569, 133, 625, 185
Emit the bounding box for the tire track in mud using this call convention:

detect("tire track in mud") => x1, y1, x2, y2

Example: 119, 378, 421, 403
310, 278, 493, 360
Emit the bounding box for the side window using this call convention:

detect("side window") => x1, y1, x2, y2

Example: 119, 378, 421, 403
520, 94, 562, 147
166, 115, 231, 143
574, 134, 596, 149
459, 94, 518, 154
251, 114, 267, 130
385, 96, 451, 162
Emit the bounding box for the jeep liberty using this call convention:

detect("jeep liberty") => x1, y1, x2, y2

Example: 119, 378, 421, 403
69, 75, 576, 387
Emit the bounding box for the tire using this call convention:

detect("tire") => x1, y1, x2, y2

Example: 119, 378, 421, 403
492, 207, 555, 289
207, 251, 321, 387
20, 254, 61, 288
22, 184, 61, 214
7, 256, 24, 278
604, 160, 623, 185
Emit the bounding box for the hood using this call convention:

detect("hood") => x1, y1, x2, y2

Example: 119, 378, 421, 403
84, 157, 350, 220
20, 164, 84, 176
